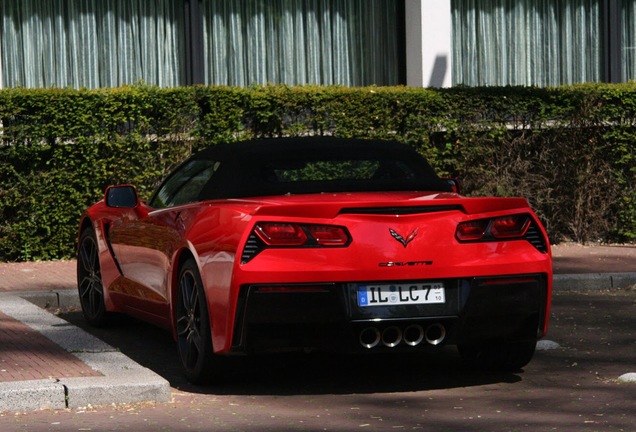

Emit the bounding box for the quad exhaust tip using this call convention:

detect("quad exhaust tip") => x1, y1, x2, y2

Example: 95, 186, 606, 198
381, 326, 402, 347
359, 323, 446, 349
424, 322, 446, 346
404, 324, 425, 346
359, 327, 381, 349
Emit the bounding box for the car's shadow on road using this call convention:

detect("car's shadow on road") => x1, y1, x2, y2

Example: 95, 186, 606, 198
60, 311, 522, 396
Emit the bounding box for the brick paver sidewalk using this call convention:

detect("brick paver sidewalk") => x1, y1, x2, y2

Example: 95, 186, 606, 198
0, 260, 98, 389
0, 311, 101, 383
0, 260, 76, 292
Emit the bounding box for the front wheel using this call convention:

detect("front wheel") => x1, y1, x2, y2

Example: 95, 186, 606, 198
175, 259, 220, 384
77, 228, 108, 327
458, 340, 537, 372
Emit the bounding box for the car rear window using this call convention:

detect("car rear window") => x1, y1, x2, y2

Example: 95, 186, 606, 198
270, 159, 417, 183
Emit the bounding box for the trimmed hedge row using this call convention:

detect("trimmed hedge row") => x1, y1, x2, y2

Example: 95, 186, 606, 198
0, 84, 634, 261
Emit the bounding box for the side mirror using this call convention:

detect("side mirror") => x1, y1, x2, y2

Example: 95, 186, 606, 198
444, 178, 462, 195
105, 185, 139, 208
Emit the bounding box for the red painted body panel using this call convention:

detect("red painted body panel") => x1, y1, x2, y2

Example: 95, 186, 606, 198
80, 190, 552, 354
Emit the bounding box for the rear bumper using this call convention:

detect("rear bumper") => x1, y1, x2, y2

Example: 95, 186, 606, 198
230, 273, 550, 354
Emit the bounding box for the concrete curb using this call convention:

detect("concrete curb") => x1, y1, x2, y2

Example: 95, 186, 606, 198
553, 272, 636, 291
19, 289, 81, 311
0, 292, 171, 412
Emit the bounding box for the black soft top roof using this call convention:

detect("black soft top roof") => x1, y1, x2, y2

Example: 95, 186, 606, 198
185, 137, 451, 199
194, 137, 426, 162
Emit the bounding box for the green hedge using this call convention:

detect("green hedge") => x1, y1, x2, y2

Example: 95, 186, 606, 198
0, 84, 634, 261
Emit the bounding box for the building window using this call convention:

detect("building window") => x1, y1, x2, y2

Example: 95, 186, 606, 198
1, 0, 403, 89
622, 1, 636, 81
201, 0, 403, 86
452, 0, 604, 86
1, 0, 185, 89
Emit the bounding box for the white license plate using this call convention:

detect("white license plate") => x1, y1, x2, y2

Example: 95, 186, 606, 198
357, 283, 445, 307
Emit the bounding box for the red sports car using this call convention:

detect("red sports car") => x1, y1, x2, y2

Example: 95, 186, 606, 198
77, 137, 552, 383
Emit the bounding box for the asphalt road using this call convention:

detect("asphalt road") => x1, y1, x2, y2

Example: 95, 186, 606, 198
0, 288, 634, 432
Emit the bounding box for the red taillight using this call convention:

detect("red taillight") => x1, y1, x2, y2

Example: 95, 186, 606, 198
456, 214, 531, 242
491, 215, 530, 238
306, 225, 349, 246
253, 223, 350, 247
255, 223, 308, 246
456, 220, 489, 241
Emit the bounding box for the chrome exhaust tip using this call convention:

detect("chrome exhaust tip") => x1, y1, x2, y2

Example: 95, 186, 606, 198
425, 323, 446, 346
359, 327, 381, 349
381, 326, 403, 348
403, 324, 425, 346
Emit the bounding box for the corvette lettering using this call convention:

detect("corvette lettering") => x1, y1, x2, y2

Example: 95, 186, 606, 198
379, 260, 433, 267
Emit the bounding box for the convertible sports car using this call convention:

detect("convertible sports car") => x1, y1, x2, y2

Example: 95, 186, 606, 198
77, 137, 552, 383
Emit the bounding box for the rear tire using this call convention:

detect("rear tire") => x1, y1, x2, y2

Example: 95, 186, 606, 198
458, 340, 537, 372
77, 228, 108, 327
175, 259, 220, 384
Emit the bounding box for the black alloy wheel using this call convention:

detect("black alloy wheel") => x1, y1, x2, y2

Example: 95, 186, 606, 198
175, 259, 217, 384
77, 228, 108, 326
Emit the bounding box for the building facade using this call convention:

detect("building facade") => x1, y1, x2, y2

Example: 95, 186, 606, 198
0, 0, 632, 89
